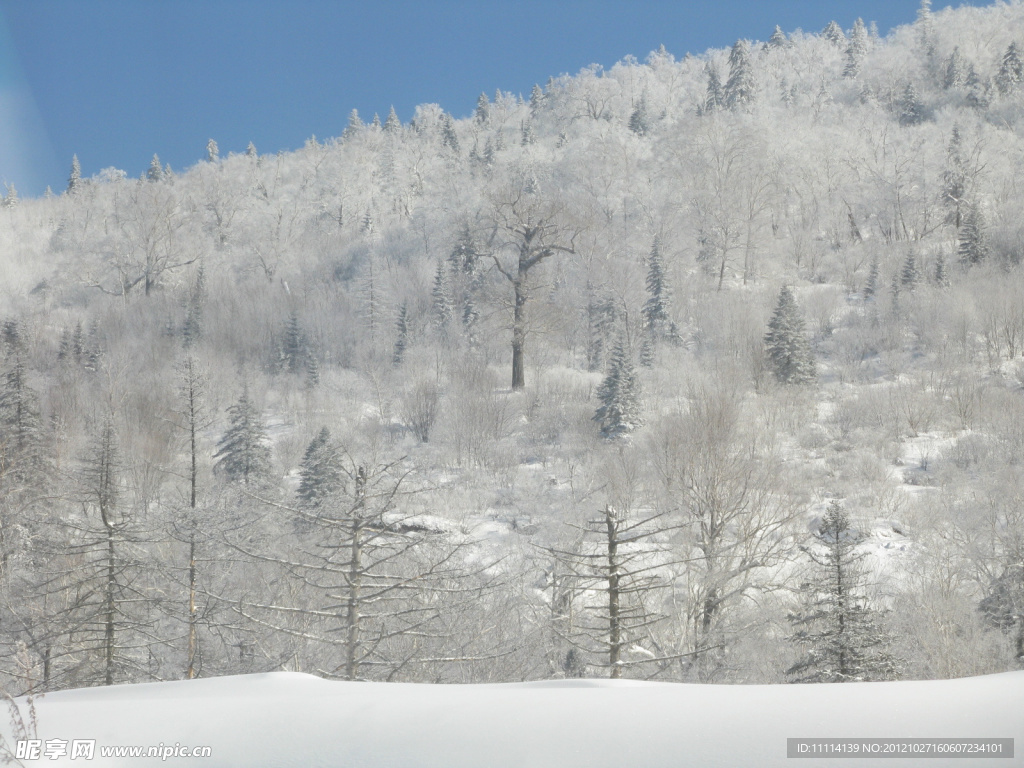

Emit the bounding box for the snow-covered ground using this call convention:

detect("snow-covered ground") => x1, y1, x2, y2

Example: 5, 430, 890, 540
5, 671, 1021, 766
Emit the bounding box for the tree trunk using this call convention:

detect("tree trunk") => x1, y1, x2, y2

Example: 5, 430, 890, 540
605, 506, 621, 678
511, 277, 527, 389
344, 467, 367, 680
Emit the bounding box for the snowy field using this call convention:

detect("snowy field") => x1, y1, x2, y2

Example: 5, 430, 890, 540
4, 671, 1022, 767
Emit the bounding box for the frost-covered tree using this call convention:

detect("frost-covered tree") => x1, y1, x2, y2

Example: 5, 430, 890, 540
1, 184, 17, 209
965, 63, 991, 110
724, 40, 755, 109
900, 252, 920, 290
529, 83, 545, 114
343, 109, 363, 139
843, 19, 868, 78
593, 336, 643, 438
822, 20, 845, 46
431, 261, 453, 335
441, 114, 460, 153
146, 154, 164, 182
475, 92, 490, 125
943, 46, 966, 89
393, 302, 409, 366
67, 155, 82, 195
942, 125, 967, 228
206, 139, 219, 163
280, 311, 307, 375
628, 92, 650, 136
996, 42, 1023, 96
383, 106, 401, 133
916, 0, 935, 58
0, 354, 47, 485
764, 286, 815, 384
788, 502, 902, 683
296, 427, 343, 510
213, 387, 271, 485
586, 292, 617, 372
958, 201, 988, 266
934, 252, 949, 287
642, 237, 679, 345
700, 64, 723, 115
863, 257, 879, 301
897, 82, 925, 125
767, 25, 787, 49
979, 563, 1024, 663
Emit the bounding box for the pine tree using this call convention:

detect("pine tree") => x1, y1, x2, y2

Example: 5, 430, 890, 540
642, 237, 679, 343
281, 311, 307, 374
700, 64, 723, 114
67, 155, 82, 194
863, 258, 879, 301
431, 260, 453, 334
822, 20, 845, 46
441, 114, 460, 153
943, 46, 966, 89
724, 40, 755, 109
996, 42, 1023, 96
529, 83, 545, 114
764, 286, 816, 385
246, 142, 258, 158
843, 19, 868, 78
934, 252, 949, 287
296, 427, 342, 510
521, 120, 536, 146
0, 354, 47, 484
958, 201, 987, 266
897, 82, 925, 125
213, 387, 271, 485
768, 25, 787, 49
965, 63, 990, 110
586, 293, 617, 372
942, 126, 967, 228
146, 154, 163, 182
393, 302, 409, 366
916, 0, 935, 58
2, 184, 17, 209
900, 251, 919, 290
475, 92, 490, 125
383, 106, 401, 133
593, 336, 643, 438
787, 502, 902, 683
343, 109, 363, 139
206, 139, 219, 163
628, 92, 650, 136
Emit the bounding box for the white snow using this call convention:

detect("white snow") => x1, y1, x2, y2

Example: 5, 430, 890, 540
5, 671, 1021, 766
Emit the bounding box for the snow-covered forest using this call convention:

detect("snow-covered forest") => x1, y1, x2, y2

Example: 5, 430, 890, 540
0, 1, 1023, 695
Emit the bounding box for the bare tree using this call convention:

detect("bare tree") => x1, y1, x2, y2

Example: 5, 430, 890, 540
485, 188, 579, 389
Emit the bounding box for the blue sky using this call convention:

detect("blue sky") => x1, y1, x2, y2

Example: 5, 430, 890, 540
0, 0, 986, 197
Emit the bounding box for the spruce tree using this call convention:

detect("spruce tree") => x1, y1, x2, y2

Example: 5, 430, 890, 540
764, 286, 816, 385
147, 154, 163, 182
700, 64, 723, 114
642, 237, 679, 344
593, 336, 643, 438
897, 82, 925, 125
431, 261, 453, 334
997, 42, 1023, 96
934, 252, 949, 287
281, 311, 307, 374
788, 502, 902, 683
213, 387, 271, 485
965, 63, 990, 110
822, 21, 845, 46
206, 139, 219, 163
343, 109, 363, 139
67, 155, 82, 195
958, 201, 988, 266
475, 92, 490, 125
900, 251, 919, 290
768, 25, 787, 49
0, 354, 47, 484
441, 114, 460, 153
943, 47, 966, 90
383, 106, 401, 133
943, 126, 967, 228
628, 92, 650, 136
296, 427, 342, 510
843, 19, 868, 78
2, 184, 17, 209
863, 258, 879, 301
393, 302, 409, 366
724, 40, 755, 109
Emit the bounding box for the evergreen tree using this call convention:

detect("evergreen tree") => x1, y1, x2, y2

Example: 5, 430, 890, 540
0, 354, 47, 484
943, 46, 966, 89
393, 302, 409, 366
700, 63, 723, 114
996, 42, 1023, 96
628, 92, 650, 136
863, 257, 879, 300
642, 237, 679, 343
280, 311, 307, 374
764, 286, 816, 385
521, 120, 536, 146
383, 106, 401, 133
916, 0, 935, 58
900, 251, 919, 290
147, 154, 164, 182
441, 114, 460, 153
965, 63, 990, 110
431, 261, 453, 334
897, 82, 925, 125
246, 142, 258, 158
787, 502, 902, 683
182, 264, 206, 349
529, 83, 545, 114
979, 563, 1024, 663
371, 113, 382, 130
843, 19, 868, 78
206, 139, 219, 163
213, 387, 271, 485
296, 427, 342, 510
67, 155, 82, 195
934, 252, 949, 288
724, 40, 755, 109
586, 293, 617, 372
822, 20, 845, 46
475, 92, 490, 125
767, 25, 788, 49
942, 126, 967, 228
2, 184, 17, 209
449, 224, 480, 276
593, 336, 643, 438
958, 201, 988, 266
343, 109, 363, 139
